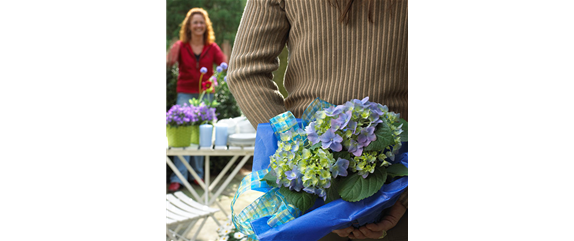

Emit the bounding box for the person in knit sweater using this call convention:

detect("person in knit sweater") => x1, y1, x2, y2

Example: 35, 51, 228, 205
228, 0, 408, 240
166, 8, 227, 192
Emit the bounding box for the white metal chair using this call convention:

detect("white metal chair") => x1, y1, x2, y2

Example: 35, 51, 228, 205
166, 191, 221, 241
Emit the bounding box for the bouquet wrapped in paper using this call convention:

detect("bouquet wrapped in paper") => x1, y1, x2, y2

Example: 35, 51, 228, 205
231, 97, 408, 241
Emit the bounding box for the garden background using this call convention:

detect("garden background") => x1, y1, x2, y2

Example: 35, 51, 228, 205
166, 0, 289, 177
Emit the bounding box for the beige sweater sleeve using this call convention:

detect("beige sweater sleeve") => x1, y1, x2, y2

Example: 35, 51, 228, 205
227, 0, 290, 129
229, 0, 408, 128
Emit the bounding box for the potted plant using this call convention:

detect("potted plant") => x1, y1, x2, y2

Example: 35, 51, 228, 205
166, 101, 217, 147
166, 103, 196, 147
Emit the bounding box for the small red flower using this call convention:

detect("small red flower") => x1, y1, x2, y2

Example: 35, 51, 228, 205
202, 80, 212, 91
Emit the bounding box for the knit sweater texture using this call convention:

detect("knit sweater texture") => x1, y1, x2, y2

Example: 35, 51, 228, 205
228, 0, 408, 129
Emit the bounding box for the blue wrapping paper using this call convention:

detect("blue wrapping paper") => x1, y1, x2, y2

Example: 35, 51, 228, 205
240, 121, 408, 241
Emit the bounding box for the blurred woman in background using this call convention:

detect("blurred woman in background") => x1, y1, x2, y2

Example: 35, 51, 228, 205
166, 7, 227, 192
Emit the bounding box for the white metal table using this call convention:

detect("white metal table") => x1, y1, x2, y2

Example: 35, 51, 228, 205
166, 145, 254, 216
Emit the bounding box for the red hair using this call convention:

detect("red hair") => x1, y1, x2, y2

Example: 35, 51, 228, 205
179, 8, 215, 45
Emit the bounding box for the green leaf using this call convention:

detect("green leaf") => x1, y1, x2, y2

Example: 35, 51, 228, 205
310, 142, 322, 150
325, 178, 341, 204
278, 187, 318, 213
261, 170, 278, 188
364, 122, 395, 151
386, 163, 408, 179
333, 151, 351, 161
394, 118, 408, 142
338, 166, 387, 202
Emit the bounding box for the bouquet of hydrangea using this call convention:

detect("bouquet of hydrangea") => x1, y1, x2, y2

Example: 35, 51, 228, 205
230, 97, 408, 241
216, 217, 248, 241
265, 97, 407, 210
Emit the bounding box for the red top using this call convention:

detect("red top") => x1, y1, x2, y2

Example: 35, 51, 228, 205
176, 41, 226, 93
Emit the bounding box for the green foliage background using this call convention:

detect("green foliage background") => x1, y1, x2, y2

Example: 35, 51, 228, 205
166, 65, 179, 112
166, 0, 246, 47
214, 76, 242, 119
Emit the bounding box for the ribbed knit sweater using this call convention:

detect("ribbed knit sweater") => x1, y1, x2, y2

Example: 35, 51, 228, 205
228, 0, 408, 130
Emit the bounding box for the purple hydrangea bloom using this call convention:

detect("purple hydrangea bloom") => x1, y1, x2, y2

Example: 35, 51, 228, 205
346, 120, 358, 134
305, 122, 320, 145
323, 105, 342, 117
303, 186, 326, 200
216, 66, 223, 73
319, 128, 343, 152
291, 179, 304, 192
357, 126, 376, 147
220, 62, 228, 70
370, 103, 384, 116
370, 118, 383, 127
303, 186, 316, 195
200, 67, 207, 74
224, 76, 227, 82
347, 139, 363, 156
347, 98, 370, 110
285, 169, 304, 191
367, 104, 384, 125
330, 110, 352, 130
331, 158, 349, 178
360, 96, 369, 104
380, 104, 389, 112
315, 188, 327, 200
360, 97, 372, 109
285, 170, 297, 180
351, 99, 364, 107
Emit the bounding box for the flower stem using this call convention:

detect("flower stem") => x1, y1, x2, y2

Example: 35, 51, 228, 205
198, 73, 204, 94
198, 91, 206, 103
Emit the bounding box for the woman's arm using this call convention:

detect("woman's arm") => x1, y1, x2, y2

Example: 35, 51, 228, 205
227, 0, 290, 129
212, 43, 228, 66
166, 41, 181, 67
